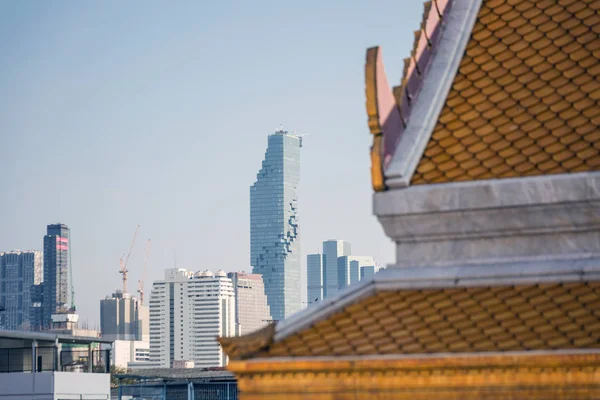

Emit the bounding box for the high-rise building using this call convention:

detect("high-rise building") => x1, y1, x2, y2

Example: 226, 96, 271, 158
0, 250, 42, 330
338, 256, 375, 290
322, 240, 351, 298
228, 272, 272, 334
149, 269, 236, 368
360, 265, 382, 281
306, 254, 324, 305
100, 290, 149, 342
41, 223, 70, 328
250, 129, 301, 321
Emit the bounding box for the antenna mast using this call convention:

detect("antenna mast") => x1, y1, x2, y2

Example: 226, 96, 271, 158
69, 233, 76, 311
138, 239, 151, 304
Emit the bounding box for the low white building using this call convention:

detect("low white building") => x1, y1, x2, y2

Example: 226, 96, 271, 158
149, 269, 236, 368
112, 340, 149, 369
0, 330, 111, 400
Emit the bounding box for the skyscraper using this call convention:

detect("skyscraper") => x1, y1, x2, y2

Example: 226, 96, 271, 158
360, 265, 382, 281
322, 240, 351, 298
338, 256, 375, 290
307, 254, 324, 305
250, 129, 301, 321
0, 250, 42, 330
228, 272, 272, 334
149, 269, 236, 368
41, 223, 70, 328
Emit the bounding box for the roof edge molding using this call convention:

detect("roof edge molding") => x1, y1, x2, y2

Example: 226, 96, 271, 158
385, 0, 482, 189
374, 171, 600, 268
365, 47, 399, 192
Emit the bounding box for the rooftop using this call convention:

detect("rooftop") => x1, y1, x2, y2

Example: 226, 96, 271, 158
0, 330, 112, 346
220, 258, 600, 359
115, 368, 235, 382
367, 0, 600, 190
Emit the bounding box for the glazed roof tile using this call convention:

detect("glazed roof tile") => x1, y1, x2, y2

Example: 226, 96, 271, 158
366, 0, 600, 190
220, 262, 600, 360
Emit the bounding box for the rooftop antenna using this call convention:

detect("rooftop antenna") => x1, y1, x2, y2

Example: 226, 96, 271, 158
295, 132, 311, 147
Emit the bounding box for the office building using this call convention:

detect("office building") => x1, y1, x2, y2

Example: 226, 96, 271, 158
322, 240, 351, 298
149, 269, 236, 368
306, 254, 324, 305
0, 250, 42, 330
360, 265, 382, 281
41, 223, 70, 329
100, 290, 149, 342
250, 128, 301, 321
337, 256, 374, 290
228, 272, 272, 334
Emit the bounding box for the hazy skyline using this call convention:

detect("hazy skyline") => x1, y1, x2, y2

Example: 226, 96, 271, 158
1, 0, 423, 325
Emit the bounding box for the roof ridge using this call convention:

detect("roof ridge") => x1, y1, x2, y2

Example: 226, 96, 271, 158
393, 0, 452, 133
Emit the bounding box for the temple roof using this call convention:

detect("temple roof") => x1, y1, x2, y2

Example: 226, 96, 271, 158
366, 0, 600, 190
220, 261, 600, 360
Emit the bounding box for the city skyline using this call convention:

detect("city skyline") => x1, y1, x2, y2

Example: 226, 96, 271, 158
0, 1, 425, 325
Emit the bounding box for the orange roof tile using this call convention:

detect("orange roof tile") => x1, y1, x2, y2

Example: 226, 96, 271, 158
222, 281, 600, 360
366, 0, 600, 190
411, 0, 600, 184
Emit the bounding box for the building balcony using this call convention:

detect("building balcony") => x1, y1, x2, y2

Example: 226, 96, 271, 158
0, 330, 112, 400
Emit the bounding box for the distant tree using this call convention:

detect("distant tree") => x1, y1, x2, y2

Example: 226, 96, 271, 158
110, 365, 135, 388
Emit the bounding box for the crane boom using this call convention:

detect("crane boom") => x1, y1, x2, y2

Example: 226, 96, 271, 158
119, 225, 140, 294
138, 239, 151, 305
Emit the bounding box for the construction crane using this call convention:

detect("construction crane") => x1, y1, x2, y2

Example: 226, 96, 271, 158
119, 225, 140, 294
138, 239, 151, 305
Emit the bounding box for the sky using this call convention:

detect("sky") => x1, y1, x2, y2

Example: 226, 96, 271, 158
0, 0, 424, 326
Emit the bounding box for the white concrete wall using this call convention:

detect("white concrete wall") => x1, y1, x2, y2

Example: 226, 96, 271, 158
0, 372, 109, 400
0, 372, 53, 400
53, 372, 110, 400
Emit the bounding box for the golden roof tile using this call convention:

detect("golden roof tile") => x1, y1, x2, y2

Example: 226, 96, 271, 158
409, 0, 600, 185
223, 281, 600, 360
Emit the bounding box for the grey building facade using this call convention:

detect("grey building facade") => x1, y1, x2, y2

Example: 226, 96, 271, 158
250, 129, 301, 321
322, 240, 351, 298
41, 223, 70, 329
100, 291, 148, 342
306, 254, 324, 305
0, 251, 42, 330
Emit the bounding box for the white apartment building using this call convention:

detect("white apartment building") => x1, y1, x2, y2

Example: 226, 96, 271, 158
149, 269, 236, 368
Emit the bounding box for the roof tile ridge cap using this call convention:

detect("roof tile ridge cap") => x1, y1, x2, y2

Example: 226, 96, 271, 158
218, 322, 276, 360
385, 0, 482, 187
393, 0, 453, 129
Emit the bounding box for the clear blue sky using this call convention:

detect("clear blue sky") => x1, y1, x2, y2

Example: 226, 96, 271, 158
0, 0, 424, 326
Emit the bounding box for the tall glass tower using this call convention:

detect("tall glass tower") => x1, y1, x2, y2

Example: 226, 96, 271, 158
42, 223, 70, 328
250, 129, 301, 321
